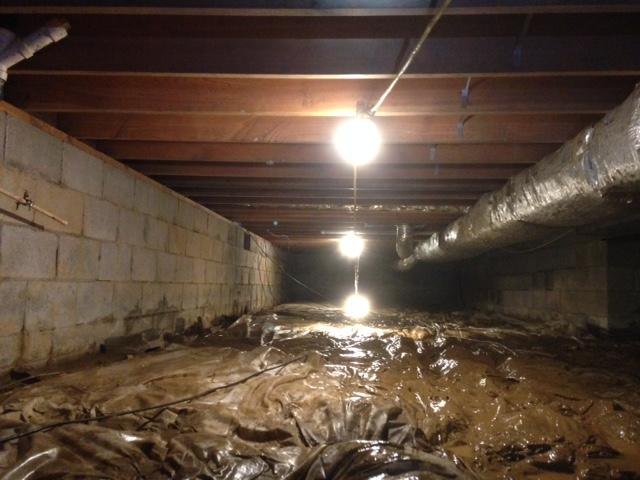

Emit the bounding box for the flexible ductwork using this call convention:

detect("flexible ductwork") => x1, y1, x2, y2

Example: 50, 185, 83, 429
397, 84, 640, 269
0, 19, 69, 91
396, 224, 414, 259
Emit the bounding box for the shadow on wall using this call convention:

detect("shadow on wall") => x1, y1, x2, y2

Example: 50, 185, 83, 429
283, 244, 462, 310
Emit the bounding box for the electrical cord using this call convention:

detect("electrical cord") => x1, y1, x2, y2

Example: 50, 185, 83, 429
499, 229, 575, 254
0, 355, 306, 445
369, 0, 453, 115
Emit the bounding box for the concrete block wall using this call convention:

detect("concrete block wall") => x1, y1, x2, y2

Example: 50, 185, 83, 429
0, 104, 282, 372
460, 234, 639, 329
608, 239, 640, 327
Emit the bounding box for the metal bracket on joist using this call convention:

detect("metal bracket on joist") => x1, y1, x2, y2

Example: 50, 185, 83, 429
457, 115, 472, 139
513, 13, 533, 68
460, 77, 472, 108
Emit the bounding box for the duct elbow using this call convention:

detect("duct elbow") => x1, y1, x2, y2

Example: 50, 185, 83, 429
0, 19, 69, 82
395, 224, 414, 259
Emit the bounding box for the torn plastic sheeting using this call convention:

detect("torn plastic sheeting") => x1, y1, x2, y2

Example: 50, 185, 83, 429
398, 84, 640, 266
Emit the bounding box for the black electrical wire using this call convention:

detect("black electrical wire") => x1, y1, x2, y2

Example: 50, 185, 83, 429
0, 355, 306, 445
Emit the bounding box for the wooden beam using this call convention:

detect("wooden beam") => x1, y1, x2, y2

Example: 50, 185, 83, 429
187, 189, 481, 201
96, 142, 555, 165
13, 35, 640, 75
127, 163, 525, 180
58, 113, 598, 144
196, 197, 476, 206
159, 178, 506, 191
8, 75, 635, 116
2, 4, 640, 16
6, 11, 640, 41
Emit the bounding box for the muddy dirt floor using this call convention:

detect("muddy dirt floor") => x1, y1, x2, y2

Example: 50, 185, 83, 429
1, 304, 640, 479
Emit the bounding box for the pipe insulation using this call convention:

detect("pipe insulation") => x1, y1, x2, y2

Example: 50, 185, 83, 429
397, 84, 640, 269
0, 20, 69, 82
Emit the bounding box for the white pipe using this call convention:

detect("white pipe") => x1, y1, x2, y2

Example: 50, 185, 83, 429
0, 20, 69, 82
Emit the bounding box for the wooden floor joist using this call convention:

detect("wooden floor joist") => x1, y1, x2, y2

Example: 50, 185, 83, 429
94, 142, 557, 165
58, 112, 598, 144
128, 163, 526, 180
3, 3, 639, 243
7, 75, 636, 116
12, 35, 640, 76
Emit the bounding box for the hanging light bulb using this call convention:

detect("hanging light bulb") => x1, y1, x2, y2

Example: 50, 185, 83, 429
338, 232, 364, 258
343, 293, 370, 320
333, 117, 381, 166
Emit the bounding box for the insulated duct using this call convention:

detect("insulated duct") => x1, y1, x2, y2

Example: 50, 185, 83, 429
0, 19, 69, 95
397, 84, 640, 269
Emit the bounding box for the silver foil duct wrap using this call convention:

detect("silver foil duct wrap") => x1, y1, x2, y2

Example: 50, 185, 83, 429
398, 84, 640, 267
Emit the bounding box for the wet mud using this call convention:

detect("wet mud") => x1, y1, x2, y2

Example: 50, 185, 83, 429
1, 304, 640, 479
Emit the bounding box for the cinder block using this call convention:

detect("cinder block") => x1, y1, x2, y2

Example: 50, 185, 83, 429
501, 290, 532, 311
175, 256, 194, 282
1, 225, 58, 279
145, 217, 169, 250
560, 290, 608, 317
157, 192, 178, 223
5, 116, 63, 183
193, 259, 206, 283
561, 267, 607, 291
168, 225, 187, 255
200, 236, 212, 260
33, 177, 84, 234
157, 252, 177, 281
194, 208, 208, 234
176, 201, 195, 230
61, 143, 104, 196
99, 242, 131, 281
133, 179, 161, 217
132, 246, 157, 281
576, 239, 608, 267
0, 281, 27, 336
26, 281, 78, 331
186, 231, 200, 257
0, 112, 6, 164
495, 274, 533, 291
103, 165, 135, 209
76, 281, 114, 324
84, 197, 118, 241
141, 283, 164, 311
206, 261, 218, 283
164, 283, 183, 309
210, 240, 224, 262
58, 235, 100, 280
183, 284, 198, 309
0, 334, 20, 371
197, 284, 211, 307
52, 324, 95, 359
118, 208, 145, 246
113, 282, 142, 319
21, 329, 52, 366
207, 215, 228, 241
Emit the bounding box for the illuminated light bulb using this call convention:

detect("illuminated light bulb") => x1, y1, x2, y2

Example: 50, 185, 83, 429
343, 293, 370, 320
333, 117, 381, 166
338, 232, 365, 258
